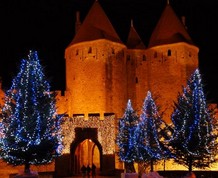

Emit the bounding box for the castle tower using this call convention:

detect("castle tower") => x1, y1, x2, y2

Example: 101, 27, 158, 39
65, 1, 127, 119
145, 3, 199, 122
126, 20, 147, 112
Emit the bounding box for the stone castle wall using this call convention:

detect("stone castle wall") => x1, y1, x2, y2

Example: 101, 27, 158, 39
59, 39, 199, 123
64, 39, 127, 119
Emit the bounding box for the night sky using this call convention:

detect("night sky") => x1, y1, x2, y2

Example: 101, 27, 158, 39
0, 0, 218, 103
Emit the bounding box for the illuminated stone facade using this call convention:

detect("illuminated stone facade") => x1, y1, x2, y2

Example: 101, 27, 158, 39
55, 0, 198, 156
0, 78, 4, 107
64, 40, 127, 119
126, 43, 198, 122
50, 1, 200, 175
56, 1, 199, 123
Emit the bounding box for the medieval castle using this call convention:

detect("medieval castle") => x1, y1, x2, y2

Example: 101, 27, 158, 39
54, 0, 199, 176
0, 0, 202, 177
58, 0, 199, 122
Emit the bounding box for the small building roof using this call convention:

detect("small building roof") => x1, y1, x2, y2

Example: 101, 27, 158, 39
148, 3, 194, 48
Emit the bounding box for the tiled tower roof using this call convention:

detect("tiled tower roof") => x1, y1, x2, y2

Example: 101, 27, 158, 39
68, 1, 123, 46
126, 20, 146, 49
148, 3, 194, 48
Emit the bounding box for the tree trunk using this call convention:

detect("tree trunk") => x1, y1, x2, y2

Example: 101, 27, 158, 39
124, 162, 135, 173
138, 162, 149, 176
188, 156, 192, 172
24, 163, 30, 173
150, 160, 154, 172
14, 163, 38, 178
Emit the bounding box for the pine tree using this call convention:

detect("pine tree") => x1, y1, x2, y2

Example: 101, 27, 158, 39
169, 68, 218, 172
0, 50, 63, 173
137, 91, 172, 172
116, 99, 139, 172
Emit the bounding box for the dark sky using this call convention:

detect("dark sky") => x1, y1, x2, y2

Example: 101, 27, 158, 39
0, 0, 218, 103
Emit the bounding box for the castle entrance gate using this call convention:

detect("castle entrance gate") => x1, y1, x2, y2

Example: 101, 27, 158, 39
55, 114, 116, 177
71, 127, 102, 175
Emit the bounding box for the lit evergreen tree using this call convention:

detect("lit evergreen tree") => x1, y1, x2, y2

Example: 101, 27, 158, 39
116, 99, 139, 172
169, 68, 218, 172
137, 91, 172, 172
0, 50, 63, 173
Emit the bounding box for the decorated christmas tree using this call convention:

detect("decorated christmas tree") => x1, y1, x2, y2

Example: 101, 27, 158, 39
137, 91, 172, 172
116, 99, 139, 172
0, 50, 63, 174
169, 68, 218, 172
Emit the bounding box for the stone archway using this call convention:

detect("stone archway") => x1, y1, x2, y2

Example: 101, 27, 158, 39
55, 114, 116, 177
70, 127, 103, 175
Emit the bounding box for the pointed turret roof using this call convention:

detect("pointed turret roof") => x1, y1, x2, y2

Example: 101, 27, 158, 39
69, 1, 123, 46
126, 20, 146, 49
148, 3, 194, 48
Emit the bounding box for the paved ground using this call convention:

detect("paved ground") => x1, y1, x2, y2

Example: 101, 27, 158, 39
53, 173, 121, 178
61, 176, 119, 178
56, 175, 120, 178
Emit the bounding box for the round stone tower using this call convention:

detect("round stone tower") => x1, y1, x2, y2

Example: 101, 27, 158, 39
65, 1, 127, 119
144, 3, 199, 123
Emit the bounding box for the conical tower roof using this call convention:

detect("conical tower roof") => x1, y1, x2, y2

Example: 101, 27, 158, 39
148, 3, 194, 48
126, 20, 146, 49
68, 1, 123, 46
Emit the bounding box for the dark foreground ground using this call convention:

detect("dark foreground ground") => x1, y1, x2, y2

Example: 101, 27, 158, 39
8, 170, 218, 178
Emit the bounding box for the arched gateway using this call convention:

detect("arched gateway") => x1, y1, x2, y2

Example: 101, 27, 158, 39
70, 127, 103, 175
55, 114, 117, 177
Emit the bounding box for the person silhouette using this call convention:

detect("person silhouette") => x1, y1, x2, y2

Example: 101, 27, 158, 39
86, 165, 91, 178
91, 164, 96, 178
81, 165, 87, 178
